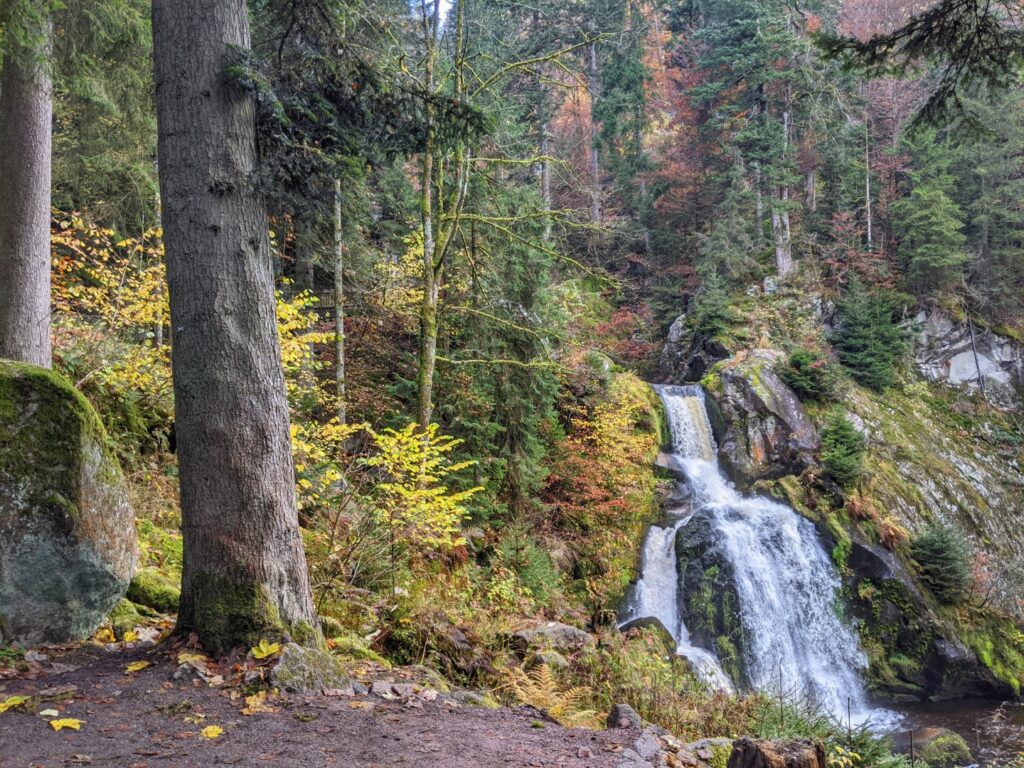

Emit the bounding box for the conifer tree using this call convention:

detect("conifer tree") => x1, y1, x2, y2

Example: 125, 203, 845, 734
830, 279, 904, 391
820, 408, 866, 488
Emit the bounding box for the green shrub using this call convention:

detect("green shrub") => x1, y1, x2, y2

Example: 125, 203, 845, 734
919, 731, 971, 768
820, 409, 866, 488
911, 526, 971, 605
778, 349, 838, 401
691, 271, 737, 338
830, 280, 904, 392
494, 530, 562, 604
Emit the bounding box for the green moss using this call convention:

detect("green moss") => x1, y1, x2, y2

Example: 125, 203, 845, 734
127, 567, 180, 613
0, 361, 118, 519
329, 633, 391, 666
920, 732, 972, 768
960, 616, 1024, 694
187, 574, 324, 655
108, 598, 142, 639
709, 743, 732, 768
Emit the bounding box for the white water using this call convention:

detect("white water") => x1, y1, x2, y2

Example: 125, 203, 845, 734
624, 384, 889, 726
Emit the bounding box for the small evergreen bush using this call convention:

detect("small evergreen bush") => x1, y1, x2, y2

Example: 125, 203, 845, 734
778, 349, 838, 401
830, 280, 904, 392
691, 271, 737, 338
820, 409, 866, 488
911, 525, 971, 605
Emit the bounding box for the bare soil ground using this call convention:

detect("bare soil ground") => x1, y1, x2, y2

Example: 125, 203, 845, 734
0, 644, 637, 768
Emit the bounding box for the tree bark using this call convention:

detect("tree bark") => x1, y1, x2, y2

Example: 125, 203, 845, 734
540, 122, 552, 244
293, 209, 316, 294
587, 40, 601, 224
333, 178, 346, 426
152, 0, 320, 654
0, 17, 53, 368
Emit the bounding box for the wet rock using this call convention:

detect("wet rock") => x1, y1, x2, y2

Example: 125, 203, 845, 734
660, 315, 732, 383
893, 727, 971, 767
270, 643, 352, 694
607, 703, 643, 729
704, 350, 819, 487
675, 512, 746, 687
510, 621, 594, 653
924, 638, 1016, 700
727, 738, 826, 768
618, 616, 676, 650
913, 308, 1023, 408
0, 361, 138, 644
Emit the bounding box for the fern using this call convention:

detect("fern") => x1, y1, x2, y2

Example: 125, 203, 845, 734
503, 664, 603, 728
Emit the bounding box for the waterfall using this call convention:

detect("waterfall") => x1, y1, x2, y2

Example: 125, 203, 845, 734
624, 384, 884, 725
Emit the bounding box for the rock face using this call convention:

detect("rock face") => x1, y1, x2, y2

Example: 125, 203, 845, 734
270, 643, 352, 694
727, 738, 826, 768
0, 361, 138, 644
510, 621, 595, 653
674, 512, 746, 686
660, 314, 731, 383
703, 350, 819, 486
913, 308, 1023, 407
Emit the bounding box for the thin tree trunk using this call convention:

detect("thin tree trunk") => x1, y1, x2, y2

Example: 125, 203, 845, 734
0, 17, 53, 368
294, 210, 316, 293
587, 40, 601, 224
805, 168, 816, 213
333, 178, 346, 426
540, 122, 552, 244
152, 0, 320, 654
753, 164, 765, 246
772, 83, 794, 276
865, 116, 873, 251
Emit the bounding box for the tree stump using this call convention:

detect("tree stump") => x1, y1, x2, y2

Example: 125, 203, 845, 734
727, 738, 826, 768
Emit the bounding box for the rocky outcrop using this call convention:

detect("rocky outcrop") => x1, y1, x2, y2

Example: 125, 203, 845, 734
675, 512, 746, 686
660, 314, 731, 383
510, 621, 595, 653
703, 350, 819, 487
727, 738, 826, 768
0, 361, 138, 644
913, 308, 1023, 408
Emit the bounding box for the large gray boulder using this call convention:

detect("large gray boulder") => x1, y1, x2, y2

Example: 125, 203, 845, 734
0, 361, 138, 644
703, 350, 819, 486
913, 308, 1023, 408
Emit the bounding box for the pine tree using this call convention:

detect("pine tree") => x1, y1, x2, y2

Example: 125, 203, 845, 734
911, 525, 971, 605
830, 279, 904, 391
691, 270, 737, 338
820, 408, 866, 488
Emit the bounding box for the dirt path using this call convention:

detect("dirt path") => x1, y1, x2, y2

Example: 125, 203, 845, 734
0, 644, 641, 768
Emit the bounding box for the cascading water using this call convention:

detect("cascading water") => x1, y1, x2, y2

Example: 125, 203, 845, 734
623, 384, 886, 726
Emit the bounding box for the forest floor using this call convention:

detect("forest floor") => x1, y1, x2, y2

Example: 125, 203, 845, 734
0, 643, 643, 768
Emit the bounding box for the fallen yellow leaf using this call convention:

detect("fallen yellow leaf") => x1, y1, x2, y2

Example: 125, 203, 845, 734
241, 691, 275, 715
200, 724, 223, 739
177, 651, 208, 665
50, 718, 83, 731
93, 628, 116, 643
250, 639, 281, 660
125, 660, 150, 674
0, 695, 29, 714
123, 629, 139, 643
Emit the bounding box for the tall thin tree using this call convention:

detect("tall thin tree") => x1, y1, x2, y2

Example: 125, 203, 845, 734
0, 5, 53, 367
152, 0, 321, 654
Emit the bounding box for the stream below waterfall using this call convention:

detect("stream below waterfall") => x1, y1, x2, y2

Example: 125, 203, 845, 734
621, 384, 892, 728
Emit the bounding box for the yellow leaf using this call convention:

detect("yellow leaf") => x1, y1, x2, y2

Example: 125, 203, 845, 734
125, 660, 150, 674
200, 725, 223, 739
123, 630, 139, 643
50, 718, 83, 731
177, 651, 208, 665
93, 628, 116, 643
250, 639, 281, 660
241, 691, 275, 715
0, 695, 29, 714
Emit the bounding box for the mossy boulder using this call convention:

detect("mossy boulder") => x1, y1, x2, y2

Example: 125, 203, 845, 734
0, 361, 138, 644
918, 730, 972, 768
270, 642, 352, 694
108, 598, 143, 639
127, 567, 180, 613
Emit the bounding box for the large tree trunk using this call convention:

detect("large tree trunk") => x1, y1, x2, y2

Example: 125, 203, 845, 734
0, 18, 53, 368
152, 0, 320, 655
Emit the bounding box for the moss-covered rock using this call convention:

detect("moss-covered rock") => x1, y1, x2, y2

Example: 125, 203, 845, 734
108, 598, 143, 639
270, 642, 352, 693
0, 361, 138, 644
919, 730, 972, 768
127, 567, 180, 613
